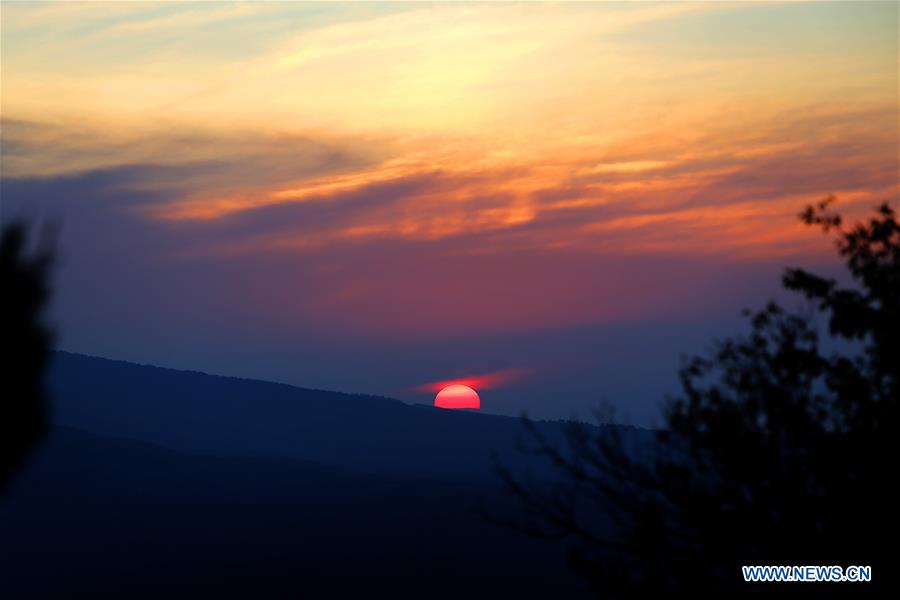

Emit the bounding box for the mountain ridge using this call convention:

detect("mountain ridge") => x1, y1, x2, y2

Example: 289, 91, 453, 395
49, 351, 642, 482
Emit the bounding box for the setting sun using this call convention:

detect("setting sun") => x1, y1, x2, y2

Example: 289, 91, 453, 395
434, 384, 481, 410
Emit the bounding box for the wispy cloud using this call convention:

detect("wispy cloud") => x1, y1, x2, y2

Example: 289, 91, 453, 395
415, 368, 530, 394
119, 103, 894, 261
2, 1, 897, 337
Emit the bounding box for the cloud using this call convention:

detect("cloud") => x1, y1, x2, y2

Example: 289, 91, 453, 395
1, 0, 897, 424
2, 0, 896, 337
0, 155, 879, 344
0, 1, 733, 137
98, 4, 264, 37
0, 118, 393, 237
4, 2, 895, 262
415, 368, 530, 394
6, 93, 896, 270
123, 104, 894, 263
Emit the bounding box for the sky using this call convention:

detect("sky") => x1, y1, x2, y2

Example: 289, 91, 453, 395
2, 1, 898, 424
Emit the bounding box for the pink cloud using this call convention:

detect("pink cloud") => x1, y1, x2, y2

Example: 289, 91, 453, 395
415, 367, 530, 394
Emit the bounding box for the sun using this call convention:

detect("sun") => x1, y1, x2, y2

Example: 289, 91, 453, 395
434, 384, 480, 410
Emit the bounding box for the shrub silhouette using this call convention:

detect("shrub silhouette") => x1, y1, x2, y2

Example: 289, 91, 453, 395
498, 198, 898, 596
0, 221, 56, 494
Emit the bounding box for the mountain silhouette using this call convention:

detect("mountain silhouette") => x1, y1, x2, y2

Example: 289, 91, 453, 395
2, 351, 652, 598
47, 351, 645, 482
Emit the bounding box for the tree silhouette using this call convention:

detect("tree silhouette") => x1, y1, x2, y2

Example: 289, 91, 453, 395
497, 198, 898, 596
0, 221, 56, 494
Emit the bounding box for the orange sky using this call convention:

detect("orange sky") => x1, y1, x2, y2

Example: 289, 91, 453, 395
2, 1, 898, 349
2, 1, 897, 419
4, 2, 897, 261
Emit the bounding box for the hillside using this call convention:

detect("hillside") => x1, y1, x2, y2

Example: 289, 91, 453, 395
48, 351, 625, 482
1, 427, 582, 599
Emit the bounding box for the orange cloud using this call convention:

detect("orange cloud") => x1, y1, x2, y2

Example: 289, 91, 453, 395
140, 103, 897, 265
3, 1, 897, 268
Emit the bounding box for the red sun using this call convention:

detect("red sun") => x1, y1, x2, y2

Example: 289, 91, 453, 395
434, 384, 481, 410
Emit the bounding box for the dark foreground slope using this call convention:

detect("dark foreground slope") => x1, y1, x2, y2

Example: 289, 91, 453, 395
1, 427, 582, 599
48, 351, 599, 482
1, 352, 645, 597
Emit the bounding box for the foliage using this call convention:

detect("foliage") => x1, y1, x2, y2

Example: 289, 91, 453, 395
499, 198, 898, 596
0, 221, 56, 494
